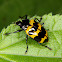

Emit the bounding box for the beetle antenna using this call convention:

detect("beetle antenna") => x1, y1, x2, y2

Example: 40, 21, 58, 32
19, 15, 27, 19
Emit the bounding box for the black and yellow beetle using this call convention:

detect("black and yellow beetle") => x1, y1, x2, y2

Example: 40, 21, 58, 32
5, 15, 52, 54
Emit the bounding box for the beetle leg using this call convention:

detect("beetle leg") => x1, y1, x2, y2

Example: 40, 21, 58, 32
25, 35, 28, 54
4, 30, 23, 35
34, 17, 42, 22
45, 45, 52, 50
38, 43, 52, 50
42, 45, 52, 50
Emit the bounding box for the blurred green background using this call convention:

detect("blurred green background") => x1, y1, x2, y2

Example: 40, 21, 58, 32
0, 0, 62, 32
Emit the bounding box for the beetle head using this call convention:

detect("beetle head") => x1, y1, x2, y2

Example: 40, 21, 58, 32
16, 21, 22, 26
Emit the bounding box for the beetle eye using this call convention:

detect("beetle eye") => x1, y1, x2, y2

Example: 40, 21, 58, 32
16, 21, 22, 26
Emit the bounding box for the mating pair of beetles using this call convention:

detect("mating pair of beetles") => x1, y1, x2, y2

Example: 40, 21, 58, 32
5, 15, 52, 54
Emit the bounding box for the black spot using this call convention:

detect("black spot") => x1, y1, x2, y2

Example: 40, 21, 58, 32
34, 36, 41, 42
38, 31, 46, 38
32, 26, 37, 31
34, 27, 46, 42
32, 21, 38, 31
41, 27, 45, 31
29, 30, 34, 32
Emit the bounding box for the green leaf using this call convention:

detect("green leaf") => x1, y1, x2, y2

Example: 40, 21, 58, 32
0, 13, 62, 62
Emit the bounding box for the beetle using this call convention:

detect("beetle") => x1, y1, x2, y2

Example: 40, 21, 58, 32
5, 15, 52, 54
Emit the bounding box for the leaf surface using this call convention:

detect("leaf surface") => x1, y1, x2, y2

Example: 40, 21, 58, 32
0, 13, 62, 62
